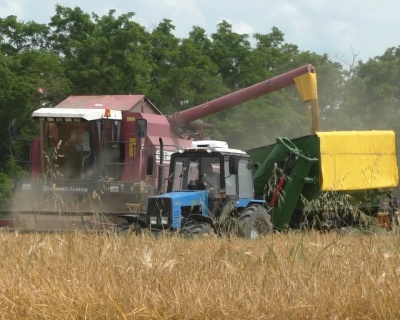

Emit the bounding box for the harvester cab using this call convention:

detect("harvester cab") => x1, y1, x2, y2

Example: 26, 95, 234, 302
119, 140, 272, 238
8, 107, 132, 230
33, 108, 122, 181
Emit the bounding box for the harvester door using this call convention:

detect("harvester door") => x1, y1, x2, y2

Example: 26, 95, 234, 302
146, 155, 154, 175
135, 119, 147, 137
102, 120, 124, 180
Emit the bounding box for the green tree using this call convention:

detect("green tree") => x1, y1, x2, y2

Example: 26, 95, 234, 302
0, 13, 70, 176
0, 173, 12, 208
209, 20, 252, 89
167, 26, 226, 113
352, 46, 400, 131
0, 15, 49, 55
49, 6, 152, 95
239, 27, 299, 85
147, 19, 181, 111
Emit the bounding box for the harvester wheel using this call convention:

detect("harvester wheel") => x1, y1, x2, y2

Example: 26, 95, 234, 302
182, 222, 215, 237
237, 205, 273, 239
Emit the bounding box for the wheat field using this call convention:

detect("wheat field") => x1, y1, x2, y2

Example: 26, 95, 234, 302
0, 229, 399, 319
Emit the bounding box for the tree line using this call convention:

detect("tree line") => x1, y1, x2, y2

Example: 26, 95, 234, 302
1, 5, 400, 204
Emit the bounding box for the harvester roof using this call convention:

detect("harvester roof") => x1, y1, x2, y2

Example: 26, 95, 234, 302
32, 108, 122, 121
54, 95, 163, 114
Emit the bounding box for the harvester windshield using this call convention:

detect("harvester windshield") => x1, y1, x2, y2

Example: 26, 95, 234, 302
33, 107, 123, 182
41, 120, 98, 180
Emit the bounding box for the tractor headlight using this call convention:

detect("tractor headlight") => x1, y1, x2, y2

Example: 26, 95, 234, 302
150, 216, 157, 225
109, 185, 120, 193
161, 216, 168, 224
178, 146, 185, 153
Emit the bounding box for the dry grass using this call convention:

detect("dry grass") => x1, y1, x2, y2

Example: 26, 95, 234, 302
0, 230, 400, 319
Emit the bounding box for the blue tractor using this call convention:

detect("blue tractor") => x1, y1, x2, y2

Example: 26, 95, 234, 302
119, 140, 272, 238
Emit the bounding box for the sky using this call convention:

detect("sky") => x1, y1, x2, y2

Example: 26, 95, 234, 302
0, 0, 399, 64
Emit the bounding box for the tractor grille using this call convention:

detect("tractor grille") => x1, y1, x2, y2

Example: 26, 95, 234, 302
147, 197, 172, 225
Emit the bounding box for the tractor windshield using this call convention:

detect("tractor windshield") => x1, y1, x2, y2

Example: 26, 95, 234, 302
170, 155, 221, 191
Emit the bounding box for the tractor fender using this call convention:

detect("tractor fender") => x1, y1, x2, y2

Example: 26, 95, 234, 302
118, 214, 148, 228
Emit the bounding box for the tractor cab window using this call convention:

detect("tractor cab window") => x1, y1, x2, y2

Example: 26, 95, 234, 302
224, 157, 253, 198
171, 156, 199, 191
238, 159, 254, 198
224, 159, 237, 196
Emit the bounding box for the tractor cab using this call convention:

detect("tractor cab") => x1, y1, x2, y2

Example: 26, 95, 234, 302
168, 140, 254, 200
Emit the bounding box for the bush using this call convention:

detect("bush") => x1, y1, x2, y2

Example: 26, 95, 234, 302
0, 172, 13, 209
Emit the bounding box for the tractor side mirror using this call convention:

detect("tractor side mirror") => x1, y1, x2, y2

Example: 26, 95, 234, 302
9, 119, 17, 139
246, 161, 259, 170
135, 119, 147, 138
146, 155, 154, 176
229, 155, 239, 175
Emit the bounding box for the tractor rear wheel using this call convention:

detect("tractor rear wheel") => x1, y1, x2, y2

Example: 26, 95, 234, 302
182, 222, 215, 237
237, 205, 273, 239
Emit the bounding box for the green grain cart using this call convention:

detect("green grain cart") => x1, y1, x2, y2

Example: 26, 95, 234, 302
247, 131, 399, 231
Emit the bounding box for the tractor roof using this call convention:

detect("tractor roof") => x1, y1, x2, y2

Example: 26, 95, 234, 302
188, 140, 247, 155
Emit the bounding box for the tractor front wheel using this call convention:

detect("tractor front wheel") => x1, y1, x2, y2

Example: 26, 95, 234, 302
237, 205, 273, 239
182, 222, 215, 237
116, 222, 140, 235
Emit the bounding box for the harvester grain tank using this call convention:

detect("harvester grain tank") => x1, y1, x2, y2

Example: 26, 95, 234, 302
3, 65, 319, 231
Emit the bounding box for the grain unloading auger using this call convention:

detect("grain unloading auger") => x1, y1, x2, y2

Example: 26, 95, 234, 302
0, 64, 320, 232
168, 64, 320, 133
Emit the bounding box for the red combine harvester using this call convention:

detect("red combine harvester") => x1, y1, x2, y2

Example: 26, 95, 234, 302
2, 64, 319, 231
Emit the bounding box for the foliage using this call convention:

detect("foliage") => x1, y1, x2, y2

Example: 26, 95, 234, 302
0, 173, 12, 208
1, 5, 400, 201
48, 6, 152, 95
353, 46, 400, 132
